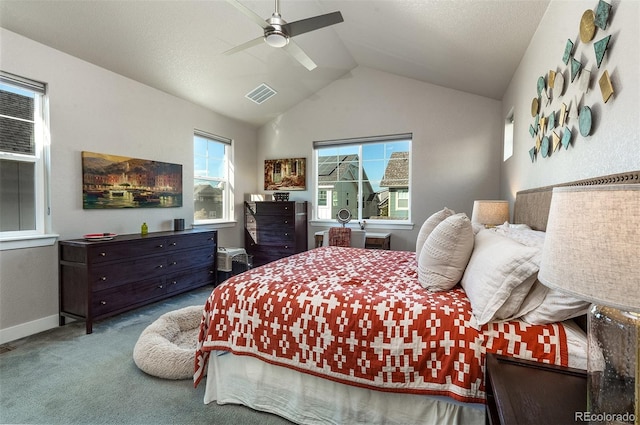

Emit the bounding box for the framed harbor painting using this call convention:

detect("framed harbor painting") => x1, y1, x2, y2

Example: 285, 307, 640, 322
264, 157, 306, 191
82, 151, 182, 209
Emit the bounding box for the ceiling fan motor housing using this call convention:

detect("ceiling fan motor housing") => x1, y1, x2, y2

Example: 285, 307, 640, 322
265, 13, 289, 48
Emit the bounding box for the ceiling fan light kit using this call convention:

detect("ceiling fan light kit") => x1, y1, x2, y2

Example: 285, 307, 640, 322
225, 0, 343, 70
265, 30, 289, 48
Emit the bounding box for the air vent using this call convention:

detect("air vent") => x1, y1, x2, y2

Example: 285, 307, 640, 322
245, 83, 277, 104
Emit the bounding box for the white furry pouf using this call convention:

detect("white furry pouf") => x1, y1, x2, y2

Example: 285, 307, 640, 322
133, 305, 204, 380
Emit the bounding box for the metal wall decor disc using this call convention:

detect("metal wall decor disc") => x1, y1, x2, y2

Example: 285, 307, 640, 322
541, 136, 550, 158
580, 10, 596, 43
554, 72, 565, 97
579, 106, 592, 137
537, 76, 546, 96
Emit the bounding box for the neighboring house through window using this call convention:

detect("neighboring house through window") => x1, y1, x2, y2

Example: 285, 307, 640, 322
313, 134, 411, 223
0, 71, 52, 246
193, 130, 232, 224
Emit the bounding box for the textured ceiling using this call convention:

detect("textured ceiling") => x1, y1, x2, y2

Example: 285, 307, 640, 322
0, 0, 550, 127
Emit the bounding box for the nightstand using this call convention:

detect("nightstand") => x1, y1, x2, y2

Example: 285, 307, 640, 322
485, 354, 587, 425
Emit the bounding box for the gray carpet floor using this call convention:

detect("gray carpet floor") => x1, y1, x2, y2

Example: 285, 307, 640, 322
0, 285, 293, 425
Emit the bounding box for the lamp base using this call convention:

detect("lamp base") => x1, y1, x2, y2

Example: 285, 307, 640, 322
587, 305, 638, 425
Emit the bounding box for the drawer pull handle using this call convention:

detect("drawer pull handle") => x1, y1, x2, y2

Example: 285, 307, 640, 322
100, 252, 106, 257
157, 244, 164, 248
171, 280, 177, 285
209, 270, 214, 274
100, 301, 107, 305
170, 261, 177, 265
158, 285, 163, 289
209, 237, 215, 241
284, 245, 289, 249
100, 277, 107, 281
170, 242, 177, 246
158, 265, 164, 269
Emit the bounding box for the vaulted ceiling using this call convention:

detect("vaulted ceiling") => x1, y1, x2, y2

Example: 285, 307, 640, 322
0, 0, 550, 127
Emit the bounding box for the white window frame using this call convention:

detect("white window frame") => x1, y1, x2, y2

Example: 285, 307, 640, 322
395, 191, 409, 211
503, 107, 514, 162
193, 130, 234, 226
312, 133, 413, 230
0, 71, 57, 250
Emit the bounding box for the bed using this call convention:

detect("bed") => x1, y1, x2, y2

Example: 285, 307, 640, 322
194, 171, 639, 425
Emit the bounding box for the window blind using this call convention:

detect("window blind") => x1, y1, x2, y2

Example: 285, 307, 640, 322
194, 129, 231, 145
0, 71, 46, 94
313, 133, 412, 149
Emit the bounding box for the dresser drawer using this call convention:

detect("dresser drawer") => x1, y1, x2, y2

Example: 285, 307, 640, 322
92, 278, 167, 316
165, 231, 216, 252
166, 247, 215, 272
90, 256, 168, 290
246, 201, 296, 216
245, 242, 296, 265
166, 267, 215, 294
86, 238, 167, 264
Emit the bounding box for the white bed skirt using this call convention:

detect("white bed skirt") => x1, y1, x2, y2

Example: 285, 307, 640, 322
204, 351, 485, 425
203, 319, 588, 425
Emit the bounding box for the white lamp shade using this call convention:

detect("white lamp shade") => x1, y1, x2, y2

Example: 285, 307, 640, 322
471, 200, 510, 225
538, 184, 640, 312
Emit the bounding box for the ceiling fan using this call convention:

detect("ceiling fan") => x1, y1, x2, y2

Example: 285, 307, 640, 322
223, 0, 344, 70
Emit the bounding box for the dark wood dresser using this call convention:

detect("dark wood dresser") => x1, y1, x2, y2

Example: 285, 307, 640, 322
244, 201, 308, 267
58, 229, 217, 334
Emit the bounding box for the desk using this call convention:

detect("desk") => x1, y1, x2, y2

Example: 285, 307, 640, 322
314, 231, 391, 250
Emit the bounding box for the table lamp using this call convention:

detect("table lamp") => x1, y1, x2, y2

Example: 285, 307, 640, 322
471, 200, 510, 227
538, 184, 639, 425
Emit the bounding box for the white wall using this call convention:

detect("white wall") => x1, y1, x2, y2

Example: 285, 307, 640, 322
0, 29, 258, 343
258, 66, 503, 251
501, 0, 640, 202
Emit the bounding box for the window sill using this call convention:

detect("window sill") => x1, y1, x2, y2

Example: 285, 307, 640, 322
310, 220, 414, 231
192, 220, 237, 229
0, 234, 59, 251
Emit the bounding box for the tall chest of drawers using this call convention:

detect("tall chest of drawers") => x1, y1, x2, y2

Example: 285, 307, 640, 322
244, 201, 308, 267
58, 229, 217, 334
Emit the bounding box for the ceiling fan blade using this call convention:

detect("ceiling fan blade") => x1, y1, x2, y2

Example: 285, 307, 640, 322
282, 40, 317, 70
283, 11, 344, 37
224, 0, 269, 29
223, 36, 264, 55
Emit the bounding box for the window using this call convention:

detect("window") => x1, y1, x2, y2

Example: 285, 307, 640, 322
0, 71, 50, 240
193, 130, 232, 223
314, 134, 411, 223
503, 107, 514, 161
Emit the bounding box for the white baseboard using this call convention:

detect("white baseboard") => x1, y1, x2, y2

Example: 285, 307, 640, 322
0, 315, 59, 345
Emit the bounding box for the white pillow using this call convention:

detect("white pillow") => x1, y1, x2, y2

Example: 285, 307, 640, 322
461, 230, 541, 325
520, 287, 590, 324
495, 225, 545, 249
418, 213, 474, 292
415, 207, 455, 254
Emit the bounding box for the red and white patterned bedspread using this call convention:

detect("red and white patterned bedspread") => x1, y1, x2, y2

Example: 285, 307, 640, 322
194, 247, 568, 403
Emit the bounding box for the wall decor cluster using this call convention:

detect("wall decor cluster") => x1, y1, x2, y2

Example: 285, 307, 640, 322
528, 0, 616, 163
264, 157, 306, 191
82, 151, 182, 209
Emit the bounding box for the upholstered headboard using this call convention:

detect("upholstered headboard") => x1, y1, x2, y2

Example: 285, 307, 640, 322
513, 170, 640, 231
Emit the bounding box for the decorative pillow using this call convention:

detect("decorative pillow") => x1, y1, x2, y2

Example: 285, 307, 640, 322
415, 207, 455, 254
461, 230, 541, 325
418, 213, 474, 292
494, 225, 545, 249
520, 286, 590, 324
